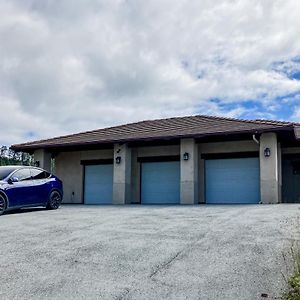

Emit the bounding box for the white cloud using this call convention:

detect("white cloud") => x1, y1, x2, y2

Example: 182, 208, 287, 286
0, 0, 300, 145
292, 108, 300, 122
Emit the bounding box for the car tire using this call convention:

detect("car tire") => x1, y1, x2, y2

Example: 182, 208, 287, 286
46, 190, 62, 210
0, 194, 7, 216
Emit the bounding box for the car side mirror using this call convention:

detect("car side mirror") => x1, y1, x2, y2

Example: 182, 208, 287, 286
8, 177, 19, 184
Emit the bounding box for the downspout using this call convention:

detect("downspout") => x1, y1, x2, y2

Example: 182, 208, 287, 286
252, 133, 260, 145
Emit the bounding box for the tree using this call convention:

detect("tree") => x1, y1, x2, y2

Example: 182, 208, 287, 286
0, 146, 33, 166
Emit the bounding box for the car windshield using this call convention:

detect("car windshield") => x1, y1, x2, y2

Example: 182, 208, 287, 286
0, 167, 19, 180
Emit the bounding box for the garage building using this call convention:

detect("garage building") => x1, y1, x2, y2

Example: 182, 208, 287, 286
11, 115, 300, 205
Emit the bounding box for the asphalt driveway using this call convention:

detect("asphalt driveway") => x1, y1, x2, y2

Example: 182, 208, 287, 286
0, 205, 299, 300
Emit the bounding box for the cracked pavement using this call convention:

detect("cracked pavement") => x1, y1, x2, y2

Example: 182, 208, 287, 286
0, 204, 299, 300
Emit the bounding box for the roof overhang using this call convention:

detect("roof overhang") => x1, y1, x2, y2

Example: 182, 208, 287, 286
11, 125, 295, 153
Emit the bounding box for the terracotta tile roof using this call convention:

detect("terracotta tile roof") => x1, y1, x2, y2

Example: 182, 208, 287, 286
11, 115, 295, 151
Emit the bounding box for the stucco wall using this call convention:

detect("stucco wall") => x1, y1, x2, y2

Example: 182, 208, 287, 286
200, 140, 259, 153
55, 140, 260, 205
133, 141, 258, 204
55, 149, 113, 203
113, 144, 132, 204
259, 133, 279, 204
180, 139, 198, 204
136, 145, 180, 157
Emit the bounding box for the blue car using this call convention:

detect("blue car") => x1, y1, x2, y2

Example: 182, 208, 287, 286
0, 166, 63, 216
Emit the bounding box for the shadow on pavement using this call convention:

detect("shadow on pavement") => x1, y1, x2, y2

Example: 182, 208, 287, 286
3, 207, 46, 215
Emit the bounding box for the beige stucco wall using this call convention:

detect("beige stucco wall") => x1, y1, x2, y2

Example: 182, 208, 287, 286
259, 133, 280, 204
180, 139, 198, 204
55, 149, 113, 203
200, 140, 259, 153
34, 149, 52, 172
136, 145, 180, 157
132, 141, 258, 204
113, 144, 132, 204
55, 145, 180, 205
54, 139, 269, 205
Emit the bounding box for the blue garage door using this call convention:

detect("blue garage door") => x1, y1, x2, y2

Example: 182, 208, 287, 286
205, 158, 260, 204
141, 161, 180, 204
84, 164, 113, 204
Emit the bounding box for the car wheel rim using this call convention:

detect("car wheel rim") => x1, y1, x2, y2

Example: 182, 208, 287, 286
0, 196, 5, 214
51, 192, 61, 209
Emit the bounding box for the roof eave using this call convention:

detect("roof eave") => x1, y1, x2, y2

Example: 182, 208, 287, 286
11, 125, 294, 153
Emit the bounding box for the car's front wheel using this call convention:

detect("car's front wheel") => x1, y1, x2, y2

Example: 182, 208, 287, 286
0, 194, 7, 216
46, 190, 62, 210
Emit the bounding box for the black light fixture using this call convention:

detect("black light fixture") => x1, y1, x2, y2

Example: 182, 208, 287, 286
264, 147, 271, 158
183, 152, 189, 161
115, 156, 122, 164
35, 161, 40, 167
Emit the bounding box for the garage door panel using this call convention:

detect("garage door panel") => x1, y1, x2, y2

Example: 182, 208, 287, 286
84, 164, 113, 204
141, 161, 180, 204
205, 158, 260, 204
282, 159, 300, 203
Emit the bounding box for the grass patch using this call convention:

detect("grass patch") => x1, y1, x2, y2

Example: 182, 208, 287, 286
283, 248, 300, 300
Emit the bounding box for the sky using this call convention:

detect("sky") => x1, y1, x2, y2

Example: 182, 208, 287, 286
0, 0, 300, 146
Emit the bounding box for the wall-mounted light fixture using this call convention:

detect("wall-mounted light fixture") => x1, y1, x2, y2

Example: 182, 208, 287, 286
115, 156, 122, 164
183, 152, 189, 161
264, 147, 271, 158
35, 161, 40, 167
51, 152, 58, 159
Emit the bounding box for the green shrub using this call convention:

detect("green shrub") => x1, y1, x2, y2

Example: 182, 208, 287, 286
283, 250, 300, 300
